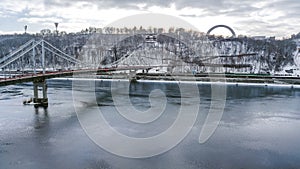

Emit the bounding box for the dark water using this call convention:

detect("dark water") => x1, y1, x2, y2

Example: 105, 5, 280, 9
1, 79, 300, 169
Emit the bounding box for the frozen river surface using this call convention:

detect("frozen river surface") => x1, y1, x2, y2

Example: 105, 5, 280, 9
0, 79, 300, 169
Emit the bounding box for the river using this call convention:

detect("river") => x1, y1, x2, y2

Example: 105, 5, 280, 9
0, 79, 300, 169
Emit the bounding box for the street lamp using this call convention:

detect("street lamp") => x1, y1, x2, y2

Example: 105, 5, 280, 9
24, 25, 28, 34
54, 22, 59, 35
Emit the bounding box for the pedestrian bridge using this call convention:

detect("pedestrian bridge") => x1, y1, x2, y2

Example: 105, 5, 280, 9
0, 32, 257, 107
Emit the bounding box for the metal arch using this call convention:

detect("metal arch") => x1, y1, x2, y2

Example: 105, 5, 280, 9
207, 25, 236, 38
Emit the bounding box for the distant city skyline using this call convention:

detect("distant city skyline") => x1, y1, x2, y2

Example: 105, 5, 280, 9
0, 0, 299, 38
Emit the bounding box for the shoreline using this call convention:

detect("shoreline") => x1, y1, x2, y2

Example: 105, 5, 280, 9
53, 75, 300, 89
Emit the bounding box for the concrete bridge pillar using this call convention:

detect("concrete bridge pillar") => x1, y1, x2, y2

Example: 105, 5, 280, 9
33, 78, 48, 108
129, 70, 137, 82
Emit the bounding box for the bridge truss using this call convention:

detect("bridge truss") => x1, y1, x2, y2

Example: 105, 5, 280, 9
98, 33, 257, 73
0, 39, 81, 77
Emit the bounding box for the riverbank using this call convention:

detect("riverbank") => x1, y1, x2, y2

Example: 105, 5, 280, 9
91, 72, 300, 85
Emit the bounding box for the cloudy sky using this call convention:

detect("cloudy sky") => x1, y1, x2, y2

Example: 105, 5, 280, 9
0, 0, 299, 37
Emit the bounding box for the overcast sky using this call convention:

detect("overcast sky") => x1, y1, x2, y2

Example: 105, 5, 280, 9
0, 0, 299, 37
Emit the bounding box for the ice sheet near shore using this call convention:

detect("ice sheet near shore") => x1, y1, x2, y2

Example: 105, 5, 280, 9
54, 77, 300, 89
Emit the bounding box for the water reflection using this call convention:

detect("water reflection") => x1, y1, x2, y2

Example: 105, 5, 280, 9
33, 108, 49, 130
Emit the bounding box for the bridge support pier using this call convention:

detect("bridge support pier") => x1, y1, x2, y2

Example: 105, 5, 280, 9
129, 70, 137, 82
33, 78, 48, 108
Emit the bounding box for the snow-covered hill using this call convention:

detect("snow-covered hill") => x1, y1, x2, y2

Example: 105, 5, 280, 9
0, 31, 299, 75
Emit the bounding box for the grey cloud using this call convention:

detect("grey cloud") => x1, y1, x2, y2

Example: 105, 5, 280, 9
41, 0, 300, 36
43, 0, 300, 20
265, 1, 300, 20
44, 0, 173, 10
179, 14, 198, 18
235, 17, 298, 37
42, 0, 249, 10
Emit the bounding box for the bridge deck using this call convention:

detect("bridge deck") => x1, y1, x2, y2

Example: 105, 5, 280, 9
1, 66, 299, 87
0, 66, 159, 86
